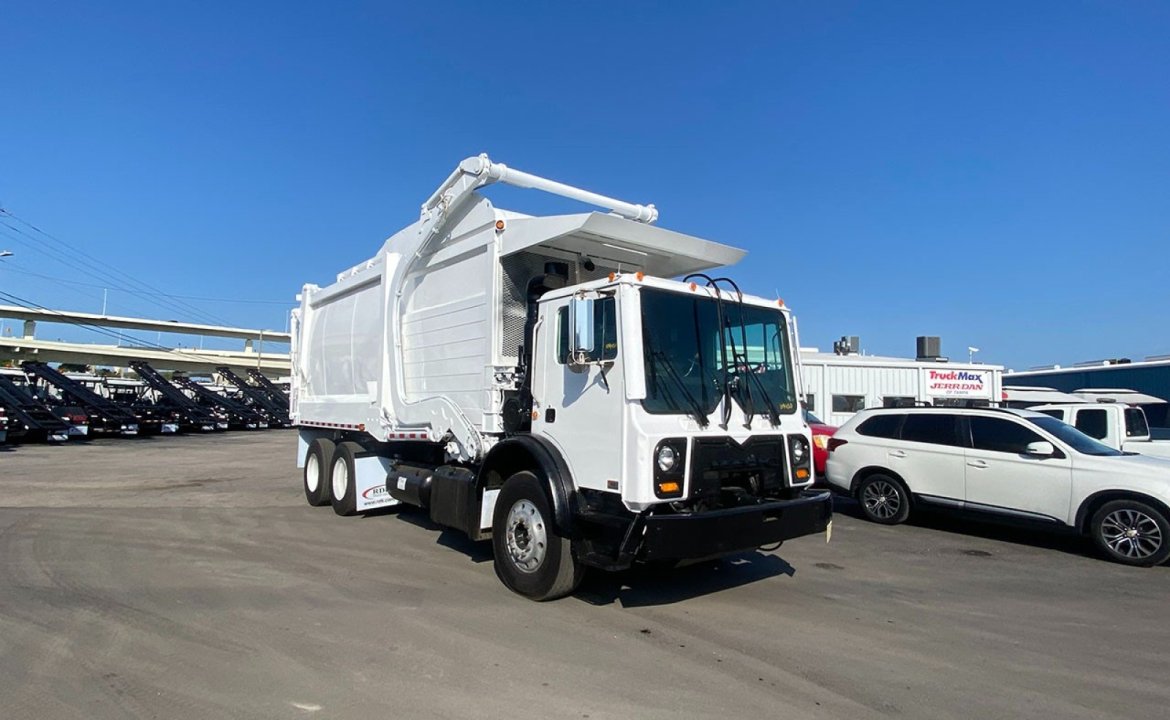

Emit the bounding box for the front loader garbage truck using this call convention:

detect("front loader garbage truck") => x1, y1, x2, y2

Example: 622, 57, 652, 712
291, 155, 832, 600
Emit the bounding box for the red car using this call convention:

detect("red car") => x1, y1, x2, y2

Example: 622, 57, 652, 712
804, 409, 837, 482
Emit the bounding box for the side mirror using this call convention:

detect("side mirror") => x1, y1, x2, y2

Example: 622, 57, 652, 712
1025, 440, 1055, 457
568, 297, 595, 365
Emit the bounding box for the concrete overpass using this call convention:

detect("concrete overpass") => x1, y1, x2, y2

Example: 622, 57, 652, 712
0, 305, 290, 347
0, 305, 291, 374
0, 336, 290, 374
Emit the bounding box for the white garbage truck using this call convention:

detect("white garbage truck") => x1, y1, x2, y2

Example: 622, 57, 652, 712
291, 155, 832, 600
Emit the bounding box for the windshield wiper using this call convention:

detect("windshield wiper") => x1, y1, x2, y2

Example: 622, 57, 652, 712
646, 346, 709, 428
735, 364, 781, 426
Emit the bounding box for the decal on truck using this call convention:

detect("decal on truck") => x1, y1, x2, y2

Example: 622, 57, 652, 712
355, 464, 399, 512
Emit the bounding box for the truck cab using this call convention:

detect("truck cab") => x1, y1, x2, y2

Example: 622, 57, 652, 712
533, 274, 813, 509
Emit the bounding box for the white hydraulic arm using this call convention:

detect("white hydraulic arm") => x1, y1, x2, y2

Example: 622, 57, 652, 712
419, 154, 658, 241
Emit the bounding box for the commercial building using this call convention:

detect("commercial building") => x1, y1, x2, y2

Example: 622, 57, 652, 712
800, 337, 1003, 427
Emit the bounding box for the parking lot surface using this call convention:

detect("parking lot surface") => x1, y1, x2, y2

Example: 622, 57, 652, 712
2, 432, 1168, 719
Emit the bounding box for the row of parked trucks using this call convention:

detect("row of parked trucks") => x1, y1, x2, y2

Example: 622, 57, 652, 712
0, 361, 291, 444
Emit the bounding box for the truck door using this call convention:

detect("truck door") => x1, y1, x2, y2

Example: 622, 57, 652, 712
531, 295, 624, 493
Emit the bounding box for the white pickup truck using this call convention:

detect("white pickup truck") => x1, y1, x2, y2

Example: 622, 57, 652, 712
1031, 403, 1170, 460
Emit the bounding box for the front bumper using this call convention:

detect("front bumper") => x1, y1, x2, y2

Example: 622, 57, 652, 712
637, 490, 832, 561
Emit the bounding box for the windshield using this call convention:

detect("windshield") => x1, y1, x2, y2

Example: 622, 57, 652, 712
1027, 416, 1123, 456
640, 288, 797, 418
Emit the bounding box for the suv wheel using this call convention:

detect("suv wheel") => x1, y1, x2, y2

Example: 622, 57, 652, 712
857, 474, 911, 525
1091, 500, 1170, 567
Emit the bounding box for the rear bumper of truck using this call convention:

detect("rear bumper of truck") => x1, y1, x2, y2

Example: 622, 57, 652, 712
637, 490, 833, 562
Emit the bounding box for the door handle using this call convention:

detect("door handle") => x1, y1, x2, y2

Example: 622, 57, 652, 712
888, 450, 907, 458
967, 460, 989, 469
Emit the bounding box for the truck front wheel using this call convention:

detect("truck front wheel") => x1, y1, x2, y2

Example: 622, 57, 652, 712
492, 471, 583, 601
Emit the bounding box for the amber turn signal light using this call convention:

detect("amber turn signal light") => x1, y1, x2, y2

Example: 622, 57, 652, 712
657, 481, 680, 494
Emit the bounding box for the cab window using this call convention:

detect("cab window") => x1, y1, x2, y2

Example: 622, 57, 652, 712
1125, 408, 1150, 437
1073, 409, 1108, 440
557, 297, 617, 364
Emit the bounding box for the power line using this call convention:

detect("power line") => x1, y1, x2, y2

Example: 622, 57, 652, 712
0, 263, 290, 305
0, 222, 225, 323
0, 209, 236, 326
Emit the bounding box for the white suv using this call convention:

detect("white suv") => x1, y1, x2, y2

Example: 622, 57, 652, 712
825, 407, 1170, 566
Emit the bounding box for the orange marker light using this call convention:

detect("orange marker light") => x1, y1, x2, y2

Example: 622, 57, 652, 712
658, 481, 681, 494
608, 272, 616, 282
776, 298, 785, 307
795, 468, 809, 480
495, 220, 505, 231
689, 282, 698, 291
531, 410, 539, 420
635, 271, 645, 281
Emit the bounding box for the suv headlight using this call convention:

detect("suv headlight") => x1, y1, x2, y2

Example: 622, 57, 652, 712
791, 437, 807, 463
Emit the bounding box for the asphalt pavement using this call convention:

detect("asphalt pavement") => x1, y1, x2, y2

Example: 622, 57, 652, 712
1, 432, 1167, 719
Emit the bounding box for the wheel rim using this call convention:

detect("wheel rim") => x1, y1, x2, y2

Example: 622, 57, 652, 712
862, 480, 902, 520
332, 458, 348, 502
306, 454, 320, 493
505, 499, 547, 574
1101, 508, 1163, 560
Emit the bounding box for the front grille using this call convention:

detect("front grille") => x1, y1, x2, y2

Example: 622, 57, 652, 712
689, 436, 787, 504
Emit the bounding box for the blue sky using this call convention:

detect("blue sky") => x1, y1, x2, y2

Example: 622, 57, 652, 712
1, 1, 1167, 369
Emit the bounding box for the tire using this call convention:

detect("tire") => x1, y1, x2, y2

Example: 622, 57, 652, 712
856, 473, 911, 525
491, 471, 584, 601
303, 438, 335, 507
329, 441, 361, 517
1090, 499, 1170, 567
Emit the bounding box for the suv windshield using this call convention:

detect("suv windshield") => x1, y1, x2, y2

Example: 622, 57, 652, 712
1026, 416, 1123, 456
641, 288, 796, 418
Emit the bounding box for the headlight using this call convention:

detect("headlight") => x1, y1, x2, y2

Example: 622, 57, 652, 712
657, 445, 678, 473
791, 438, 807, 463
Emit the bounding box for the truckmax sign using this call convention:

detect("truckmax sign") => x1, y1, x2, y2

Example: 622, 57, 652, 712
926, 369, 987, 398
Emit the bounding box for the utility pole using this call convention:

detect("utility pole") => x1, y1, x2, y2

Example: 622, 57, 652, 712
0, 251, 12, 338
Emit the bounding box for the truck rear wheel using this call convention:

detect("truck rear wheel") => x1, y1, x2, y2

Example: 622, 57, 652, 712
303, 438, 335, 507
492, 471, 583, 601
329, 441, 361, 517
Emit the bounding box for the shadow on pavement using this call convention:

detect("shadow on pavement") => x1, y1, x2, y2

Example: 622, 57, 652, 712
389, 507, 802, 598
576, 552, 796, 608
392, 510, 493, 563
832, 495, 1099, 560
